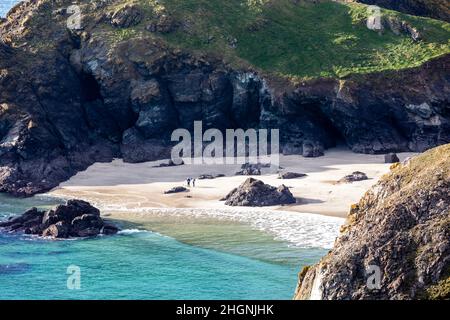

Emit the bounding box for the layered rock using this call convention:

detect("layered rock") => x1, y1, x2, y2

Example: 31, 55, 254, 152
0, 0, 449, 197
295, 144, 450, 300
0, 200, 119, 238
223, 178, 296, 206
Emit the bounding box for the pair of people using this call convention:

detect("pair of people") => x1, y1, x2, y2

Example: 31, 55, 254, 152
187, 177, 196, 187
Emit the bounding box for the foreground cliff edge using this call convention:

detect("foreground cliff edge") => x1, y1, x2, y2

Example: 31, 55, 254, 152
295, 144, 450, 300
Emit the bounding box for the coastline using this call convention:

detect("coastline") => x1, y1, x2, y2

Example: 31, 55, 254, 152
48, 148, 416, 219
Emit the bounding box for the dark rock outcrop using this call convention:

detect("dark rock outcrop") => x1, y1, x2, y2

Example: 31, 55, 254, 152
109, 4, 143, 28
235, 163, 262, 176
153, 159, 184, 168
164, 186, 189, 194
338, 171, 369, 183
278, 172, 307, 179
385, 153, 400, 163
198, 174, 226, 180
295, 144, 450, 300
0, 200, 119, 239
0, 0, 449, 197
223, 178, 296, 207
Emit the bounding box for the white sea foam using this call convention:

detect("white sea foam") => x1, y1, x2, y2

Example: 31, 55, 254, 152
100, 205, 345, 249
118, 229, 149, 235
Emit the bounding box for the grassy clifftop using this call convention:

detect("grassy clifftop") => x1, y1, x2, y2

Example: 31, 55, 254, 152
94, 0, 450, 79
2, 0, 450, 79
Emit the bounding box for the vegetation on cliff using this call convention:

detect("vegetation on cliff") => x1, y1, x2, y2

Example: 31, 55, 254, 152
2, 0, 450, 79
295, 144, 450, 300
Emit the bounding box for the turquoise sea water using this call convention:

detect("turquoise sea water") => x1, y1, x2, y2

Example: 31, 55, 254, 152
0, 194, 331, 300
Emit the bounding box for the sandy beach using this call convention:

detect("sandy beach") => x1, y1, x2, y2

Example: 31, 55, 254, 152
48, 148, 416, 218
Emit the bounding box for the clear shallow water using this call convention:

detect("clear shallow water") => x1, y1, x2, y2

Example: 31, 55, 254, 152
0, 194, 336, 300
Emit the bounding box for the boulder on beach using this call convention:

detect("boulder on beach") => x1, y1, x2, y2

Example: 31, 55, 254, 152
164, 186, 189, 194
385, 153, 400, 163
153, 159, 184, 168
338, 171, 369, 183
278, 172, 307, 179
198, 174, 226, 180
223, 178, 296, 207
235, 163, 262, 176
0, 200, 119, 239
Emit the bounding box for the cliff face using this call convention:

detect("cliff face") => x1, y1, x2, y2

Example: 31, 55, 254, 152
295, 144, 450, 300
358, 0, 450, 22
0, 0, 449, 196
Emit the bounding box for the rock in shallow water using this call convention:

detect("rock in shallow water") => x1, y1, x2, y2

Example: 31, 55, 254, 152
0, 200, 119, 239
223, 178, 296, 207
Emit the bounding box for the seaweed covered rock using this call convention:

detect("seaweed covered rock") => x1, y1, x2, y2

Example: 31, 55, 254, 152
295, 144, 450, 300
223, 178, 296, 207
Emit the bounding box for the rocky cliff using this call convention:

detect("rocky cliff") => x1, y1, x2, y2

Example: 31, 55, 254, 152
295, 144, 450, 300
358, 0, 450, 22
0, 0, 449, 196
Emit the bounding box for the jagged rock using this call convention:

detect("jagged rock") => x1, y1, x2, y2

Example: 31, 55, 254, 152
164, 186, 189, 194
71, 214, 104, 237
235, 163, 262, 176
302, 141, 325, 158
295, 144, 450, 300
338, 171, 368, 183
42, 221, 70, 238
146, 14, 175, 33
223, 178, 296, 207
385, 153, 400, 163
382, 16, 422, 41
110, 4, 142, 28
278, 172, 307, 179
0, 200, 119, 239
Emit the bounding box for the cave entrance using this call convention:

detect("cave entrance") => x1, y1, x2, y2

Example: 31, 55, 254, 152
80, 72, 103, 102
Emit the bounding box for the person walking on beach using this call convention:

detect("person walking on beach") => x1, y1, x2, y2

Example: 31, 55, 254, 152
192, 178, 196, 187
187, 178, 191, 187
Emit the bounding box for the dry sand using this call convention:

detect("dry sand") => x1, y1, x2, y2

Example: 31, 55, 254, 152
48, 148, 416, 218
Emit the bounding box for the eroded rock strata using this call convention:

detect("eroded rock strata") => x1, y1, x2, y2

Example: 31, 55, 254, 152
0, 1, 449, 196
295, 144, 450, 300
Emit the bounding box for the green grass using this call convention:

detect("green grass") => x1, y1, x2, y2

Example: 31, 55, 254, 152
148, 0, 449, 79
35, 0, 444, 79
